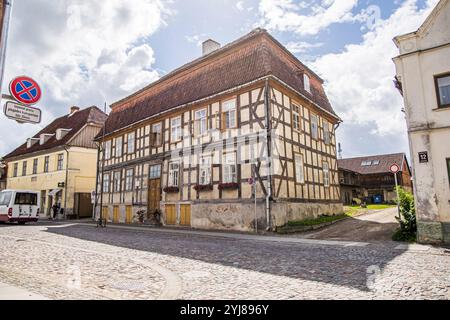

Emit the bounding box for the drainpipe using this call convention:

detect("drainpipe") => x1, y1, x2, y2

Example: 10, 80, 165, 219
264, 79, 273, 231
63, 146, 70, 220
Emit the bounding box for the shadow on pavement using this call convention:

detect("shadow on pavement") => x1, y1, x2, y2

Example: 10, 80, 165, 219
41, 220, 407, 293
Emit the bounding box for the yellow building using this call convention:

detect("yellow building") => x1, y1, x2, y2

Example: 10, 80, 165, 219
3, 106, 107, 219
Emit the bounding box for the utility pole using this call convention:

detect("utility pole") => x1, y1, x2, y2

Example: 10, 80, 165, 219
0, 0, 13, 98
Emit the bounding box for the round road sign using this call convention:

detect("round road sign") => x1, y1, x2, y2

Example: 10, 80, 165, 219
390, 163, 400, 174
9, 76, 42, 105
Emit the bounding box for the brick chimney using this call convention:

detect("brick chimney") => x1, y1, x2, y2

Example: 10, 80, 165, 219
70, 106, 80, 115
202, 39, 221, 56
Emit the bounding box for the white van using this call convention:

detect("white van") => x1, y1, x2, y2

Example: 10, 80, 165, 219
0, 190, 40, 224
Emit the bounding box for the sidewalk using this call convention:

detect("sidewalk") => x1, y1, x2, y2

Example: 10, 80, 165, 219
0, 281, 49, 300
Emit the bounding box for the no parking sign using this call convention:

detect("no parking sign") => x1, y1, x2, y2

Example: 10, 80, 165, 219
9, 76, 42, 105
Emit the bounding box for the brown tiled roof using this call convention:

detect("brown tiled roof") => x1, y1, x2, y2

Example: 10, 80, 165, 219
97, 28, 338, 138
3, 106, 107, 160
338, 153, 409, 175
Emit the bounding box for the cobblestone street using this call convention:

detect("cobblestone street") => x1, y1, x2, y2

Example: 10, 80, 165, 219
0, 222, 449, 300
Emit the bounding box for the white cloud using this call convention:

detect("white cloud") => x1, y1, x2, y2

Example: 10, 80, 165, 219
258, 0, 359, 36
285, 41, 323, 54
1, 0, 171, 155
310, 0, 439, 137
236, 1, 245, 11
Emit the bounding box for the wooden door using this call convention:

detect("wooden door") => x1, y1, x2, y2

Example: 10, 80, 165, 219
113, 206, 119, 223
102, 207, 109, 221
180, 204, 191, 227
165, 204, 176, 225
126, 206, 133, 224
148, 179, 161, 213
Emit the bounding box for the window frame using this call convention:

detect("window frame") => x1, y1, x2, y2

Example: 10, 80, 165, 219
125, 169, 134, 191
323, 161, 330, 188
194, 108, 208, 136
311, 114, 319, 140
13, 163, 18, 177
323, 119, 331, 145
292, 104, 301, 132
170, 116, 182, 143
199, 156, 212, 186
168, 161, 180, 187
151, 123, 163, 147
104, 140, 112, 160
222, 99, 237, 130
22, 161, 27, 176
295, 153, 305, 184
57, 153, 64, 171
44, 156, 49, 173
223, 152, 237, 184
127, 132, 136, 154
115, 136, 123, 158
103, 173, 110, 193
113, 171, 121, 193
32, 158, 38, 175
304, 74, 311, 93
434, 72, 450, 109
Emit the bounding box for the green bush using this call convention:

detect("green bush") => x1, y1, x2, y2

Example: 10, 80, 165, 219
392, 187, 417, 242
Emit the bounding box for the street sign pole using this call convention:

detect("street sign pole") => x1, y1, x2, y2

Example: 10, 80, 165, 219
0, 0, 13, 101
254, 170, 257, 234
394, 172, 401, 220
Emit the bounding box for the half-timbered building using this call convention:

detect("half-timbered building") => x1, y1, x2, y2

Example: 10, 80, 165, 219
95, 28, 343, 232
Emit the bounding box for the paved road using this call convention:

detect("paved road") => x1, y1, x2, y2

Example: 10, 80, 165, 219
298, 207, 400, 242
0, 222, 449, 300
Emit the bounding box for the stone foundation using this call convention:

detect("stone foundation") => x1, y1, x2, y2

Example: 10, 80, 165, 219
417, 221, 443, 244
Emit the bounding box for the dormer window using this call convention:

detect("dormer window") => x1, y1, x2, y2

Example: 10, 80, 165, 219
304, 74, 311, 93
39, 134, 54, 145
26, 138, 40, 148
56, 128, 72, 141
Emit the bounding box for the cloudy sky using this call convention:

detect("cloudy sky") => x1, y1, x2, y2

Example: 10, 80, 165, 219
0, 0, 439, 158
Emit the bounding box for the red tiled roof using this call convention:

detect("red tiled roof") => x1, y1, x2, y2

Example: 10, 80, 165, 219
338, 153, 409, 175
98, 28, 338, 138
4, 106, 107, 159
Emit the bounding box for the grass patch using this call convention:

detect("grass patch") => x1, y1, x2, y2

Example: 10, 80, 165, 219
287, 214, 350, 227
367, 204, 396, 210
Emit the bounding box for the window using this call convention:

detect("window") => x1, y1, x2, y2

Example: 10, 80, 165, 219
323, 120, 331, 145
114, 171, 121, 192
151, 123, 162, 147
223, 153, 237, 183
44, 156, 49, 173
32, 159, 38, 175
125, 169, 134, 191
323, 162, 330, 187
222, 100, 237, 130
57, 154, 64, 171
292, 104, 301, 131
295, 154, 305, 184
13, 163, 18, 177
304, 74, 311, 93
22, 161, 27, 176
311, 114, 319, 140
104, 140, 111, 160
195, 109, 208, 136
127, 132, 135, 154
199, 156, 212, 185
149, 165, 161, 179
168, 161, 180, 187
171, 117, 182, 142
435, 73, 450, 108
447, 158, 450, 186
116, 136, 123, 157
372, 160, 380, 166
14, 193, 37, 206
361, 160, 372, 166
103, 173, 110, 193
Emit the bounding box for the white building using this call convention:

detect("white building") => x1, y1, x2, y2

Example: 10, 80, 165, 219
393, 0, 450, 244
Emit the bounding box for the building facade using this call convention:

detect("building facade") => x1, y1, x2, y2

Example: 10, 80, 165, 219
95, 29, 343, 232
338, 153, 412, 205
3, 106, 107, 219
393, 0, 450, 244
